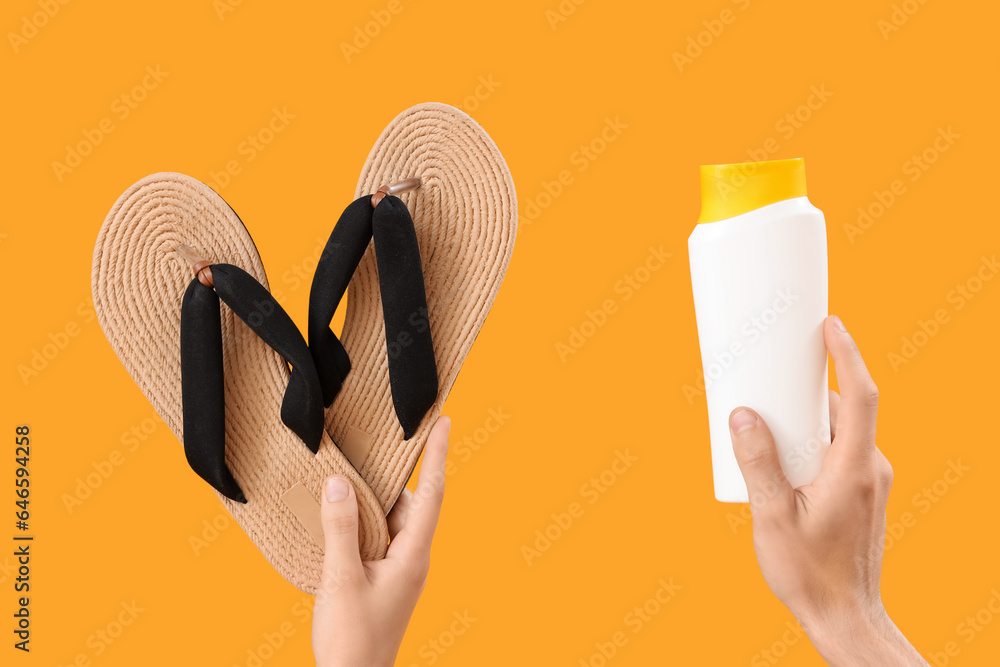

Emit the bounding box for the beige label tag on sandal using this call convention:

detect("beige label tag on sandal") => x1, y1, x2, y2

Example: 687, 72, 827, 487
340, 427, 373, 469
280, 482, 325, 548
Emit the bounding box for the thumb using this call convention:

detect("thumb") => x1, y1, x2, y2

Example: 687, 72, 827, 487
729, 408, 795, 515
318, 476, 364, 596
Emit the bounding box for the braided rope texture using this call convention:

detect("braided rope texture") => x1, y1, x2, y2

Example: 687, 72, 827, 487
91, 172, 389, 593
333, 103, 518, 511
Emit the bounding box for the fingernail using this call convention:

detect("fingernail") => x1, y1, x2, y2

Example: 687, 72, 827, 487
440, 415, 452, 434
730, 409, 757, 434
831, 315, 847, 332
326, 477, 349, 503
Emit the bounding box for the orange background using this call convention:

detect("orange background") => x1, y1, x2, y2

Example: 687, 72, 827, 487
3, 0, 998, 664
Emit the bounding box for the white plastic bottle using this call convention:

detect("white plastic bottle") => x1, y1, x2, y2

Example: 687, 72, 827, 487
688, 158, 831, 502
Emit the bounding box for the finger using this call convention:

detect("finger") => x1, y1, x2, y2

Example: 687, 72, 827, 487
387, 489, 414, 539
318, 476, 365, 593
387, 416, 450, 566
828, 390, 841, 440
824, 316, 879, 469
730, 408, 795, 516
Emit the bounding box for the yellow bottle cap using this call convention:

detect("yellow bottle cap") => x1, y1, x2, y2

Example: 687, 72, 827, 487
697, 157, 807, 223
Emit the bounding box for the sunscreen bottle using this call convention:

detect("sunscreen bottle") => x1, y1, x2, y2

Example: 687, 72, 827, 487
688, 158, 830, 502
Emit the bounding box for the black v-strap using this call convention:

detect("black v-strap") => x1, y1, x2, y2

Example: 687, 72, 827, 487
181, 263, 325, 503
308, 194, 438, 439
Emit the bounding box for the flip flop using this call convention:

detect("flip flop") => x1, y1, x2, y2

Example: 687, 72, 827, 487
91, 172, 389, 593
308, 103, 517, 512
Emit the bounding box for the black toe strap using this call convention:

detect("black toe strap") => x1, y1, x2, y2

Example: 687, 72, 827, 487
308, 194, 438, 439
372, 196, 439, 438
181, 263, 324, 503
307, 197, 373, 405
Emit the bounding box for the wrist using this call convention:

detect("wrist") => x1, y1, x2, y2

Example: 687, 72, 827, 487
797, 600, 920, 666
315, 645, 396, 667
317, 657, 393, 667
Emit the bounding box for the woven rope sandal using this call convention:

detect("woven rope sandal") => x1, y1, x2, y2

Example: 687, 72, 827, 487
311, 103, 517, 513
91, 173, 389, 593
